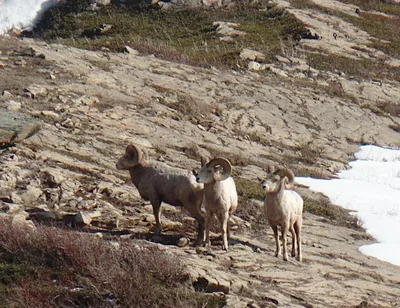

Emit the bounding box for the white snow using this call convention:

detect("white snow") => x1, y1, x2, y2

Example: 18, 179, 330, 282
297, 145, 400, 266
0, 0, 58, 35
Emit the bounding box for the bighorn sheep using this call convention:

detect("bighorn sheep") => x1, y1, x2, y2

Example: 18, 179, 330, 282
194, 157, 238, 250
116, 144, 205, 245
260, 167, 303, 261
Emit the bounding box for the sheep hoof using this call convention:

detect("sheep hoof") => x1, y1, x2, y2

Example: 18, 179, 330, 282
153, 226, 162, 235
283, 255, 288, 261
296, 256, 302, 262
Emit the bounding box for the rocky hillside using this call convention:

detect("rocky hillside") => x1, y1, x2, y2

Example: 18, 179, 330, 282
1, 0, 400, 306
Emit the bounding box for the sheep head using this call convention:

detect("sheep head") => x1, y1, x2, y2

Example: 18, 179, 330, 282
116, 144, 148, 170
261, 166, 295, 193
196, 157, 232, 184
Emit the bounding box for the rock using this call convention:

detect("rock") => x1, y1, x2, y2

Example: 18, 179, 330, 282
10, 192, 23, 204
0, 202, 23, 214
74, 210, 102, 226
92, 0, 112, 5
213, 21, 246, 39
0, 109, 41, 146
42, 110, 60, 120
123, 46, 139, 56
19, 47, 45, 59
21, 185, 43, 204
24, 86, 48, 98
193, 274, 230, 294
177, 237, 190, 247
240, 48, 265, 62
0, 129, 16, 147
0, 174, 17, 195
40, 168, 65, 187
97, 24, 113, 34
224, 295, 248, 308
269, 66, 289, 78
248, 61, 265, 71
6, 101, 21, 112
14, 59, 26, 66
11, 211, 36, 230
28, 209, 58, 222
74, 96, 99, 106
14, 123, 41, 142
2, 90, 13, 98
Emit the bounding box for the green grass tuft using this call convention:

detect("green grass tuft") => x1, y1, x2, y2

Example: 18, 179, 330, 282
31, 2, 307, 69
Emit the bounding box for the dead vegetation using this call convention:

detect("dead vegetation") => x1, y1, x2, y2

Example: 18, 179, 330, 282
0, 218, 224, 307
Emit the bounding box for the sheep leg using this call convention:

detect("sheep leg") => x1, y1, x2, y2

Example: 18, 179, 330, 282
290, 226, 297, 258
186, 205, 205, 246
294, 218, 303, 262
271, 225, 280, 258
204, 210, 212, 247
281, 225, 289, 261
218, 212, 230, 251
151, 199, 162, 235
227, 217, 231, 240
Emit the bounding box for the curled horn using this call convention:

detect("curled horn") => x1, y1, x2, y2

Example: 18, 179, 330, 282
125, 144, 146, 166
208, 158, 232, 181
274, 168, 295, 189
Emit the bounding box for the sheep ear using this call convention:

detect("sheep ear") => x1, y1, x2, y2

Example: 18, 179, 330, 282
126, 144, 137, 157
200, 156, 208, 167
266, 165, 275, 174
125, 144, 143, 165
257, 176, 263, 183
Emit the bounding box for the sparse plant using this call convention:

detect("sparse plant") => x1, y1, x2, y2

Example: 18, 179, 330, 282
297, 142, 326, 165
389, 123, 400, 133
376, 100, 400, 117
0, 218, 219, 307
30, 2, 307, 69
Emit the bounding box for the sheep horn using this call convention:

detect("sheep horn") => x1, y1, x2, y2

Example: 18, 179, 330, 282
274, 168, 295, 189
207, 158, 232, 181
125, 144, 145, 166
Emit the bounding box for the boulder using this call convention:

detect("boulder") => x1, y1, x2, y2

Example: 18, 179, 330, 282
240, 48, 265, 62
0, 109, 41, 148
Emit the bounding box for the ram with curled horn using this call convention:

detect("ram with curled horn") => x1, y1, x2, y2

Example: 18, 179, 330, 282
260, 166, 304, 261
116, 143, 205, 245
194, 157, 238, 251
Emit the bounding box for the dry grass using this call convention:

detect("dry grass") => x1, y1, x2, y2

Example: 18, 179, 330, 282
389, 123, 400, 133
291, 0, 400, 81
30, 0, 308, 70
296, 142, 326, 165
0, 219, 223, 307
376, 100, 400, 117
303, 195, 365, 230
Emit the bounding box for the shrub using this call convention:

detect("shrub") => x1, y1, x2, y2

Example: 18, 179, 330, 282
0, 219, 219, 307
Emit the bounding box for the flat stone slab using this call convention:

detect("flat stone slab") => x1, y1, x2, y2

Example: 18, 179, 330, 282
0, 109, 40, 148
